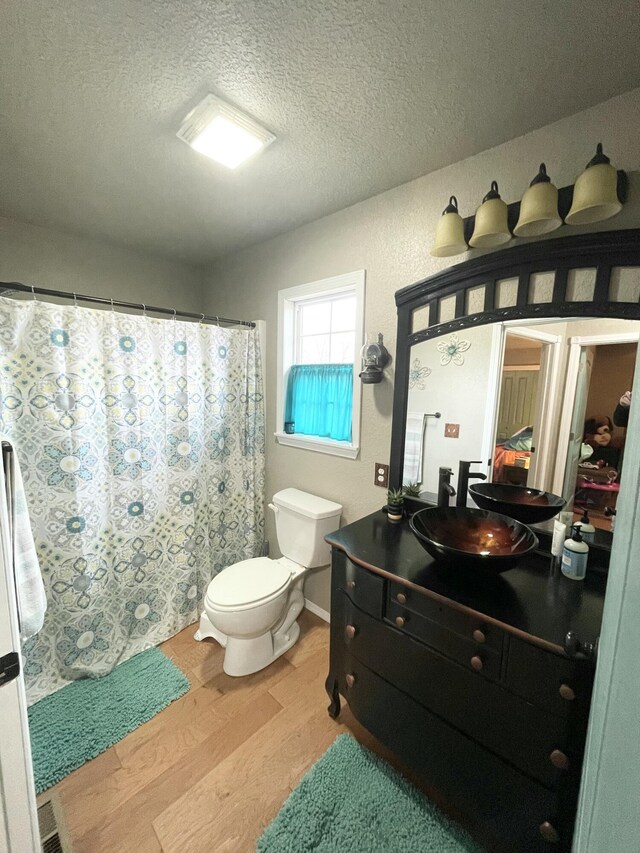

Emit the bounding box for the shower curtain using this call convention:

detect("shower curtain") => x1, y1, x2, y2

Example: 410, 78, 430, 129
0, 296, 265, 703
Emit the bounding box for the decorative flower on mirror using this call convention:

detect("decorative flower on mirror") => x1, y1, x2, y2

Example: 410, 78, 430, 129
409, 359, 432, 390
437, 334, 471, 366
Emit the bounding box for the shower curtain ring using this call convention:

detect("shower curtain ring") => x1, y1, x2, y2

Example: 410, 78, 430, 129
141, 303, 146, 316
199, 313, 205, 325
31, 285, 37, 301
72, 292, 78, 309
172, 308, 177, 321
216, 316, 220, 326
110, 298, 115, 312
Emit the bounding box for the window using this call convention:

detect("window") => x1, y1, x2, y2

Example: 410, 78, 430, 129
276, 271, 365, 459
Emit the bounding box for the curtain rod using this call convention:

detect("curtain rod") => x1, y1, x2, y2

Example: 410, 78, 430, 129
0, 281, 256, 328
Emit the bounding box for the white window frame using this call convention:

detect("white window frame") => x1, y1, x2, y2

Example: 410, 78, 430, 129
275, 270, 365, 459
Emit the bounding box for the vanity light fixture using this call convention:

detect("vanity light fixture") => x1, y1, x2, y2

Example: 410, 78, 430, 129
514, 163, 562, 237
430, 196, 468, 257
177, 94, 276, 169
565, 143, 623, 225
469, 181, 511, 248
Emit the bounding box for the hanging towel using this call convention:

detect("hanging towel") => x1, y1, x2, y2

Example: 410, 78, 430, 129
403, 413, 425, 485
2, 441, 47, 640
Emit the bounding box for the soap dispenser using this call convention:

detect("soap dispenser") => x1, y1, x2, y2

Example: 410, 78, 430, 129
575, 510, 595, 544
561, 525, 589, 581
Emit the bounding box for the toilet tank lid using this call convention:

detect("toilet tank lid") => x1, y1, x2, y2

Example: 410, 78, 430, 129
272, 488, 342, 520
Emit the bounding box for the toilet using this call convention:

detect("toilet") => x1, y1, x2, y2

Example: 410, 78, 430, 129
194, 488, 342, 676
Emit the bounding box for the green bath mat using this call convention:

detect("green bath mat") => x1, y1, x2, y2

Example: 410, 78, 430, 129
28, 647, 189, 793
257, 734, 484, 852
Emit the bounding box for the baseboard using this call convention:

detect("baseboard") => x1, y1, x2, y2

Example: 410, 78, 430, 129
304, 598, 330, 623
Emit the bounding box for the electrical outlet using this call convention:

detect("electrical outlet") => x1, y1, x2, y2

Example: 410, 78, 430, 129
374, 462, 389, 488
444, 423, 460, 438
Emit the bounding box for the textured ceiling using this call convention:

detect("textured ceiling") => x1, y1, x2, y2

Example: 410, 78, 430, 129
1, 1, 640, 266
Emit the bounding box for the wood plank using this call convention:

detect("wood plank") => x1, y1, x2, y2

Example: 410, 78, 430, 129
72, 691, 283, 853
51, 618, 338, 852
283, 611, 329, 668
153, 688, 345, 853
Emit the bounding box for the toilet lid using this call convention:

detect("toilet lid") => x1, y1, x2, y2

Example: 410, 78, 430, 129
206, 558, 292, 608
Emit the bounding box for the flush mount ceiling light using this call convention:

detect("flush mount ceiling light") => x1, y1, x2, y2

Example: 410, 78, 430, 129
177, 94, 275, 169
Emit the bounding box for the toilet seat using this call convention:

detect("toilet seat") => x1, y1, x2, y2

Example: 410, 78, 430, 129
205, 558, 292, 612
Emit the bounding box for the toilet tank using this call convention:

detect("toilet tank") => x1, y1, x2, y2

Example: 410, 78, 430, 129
271, 488, 342, 568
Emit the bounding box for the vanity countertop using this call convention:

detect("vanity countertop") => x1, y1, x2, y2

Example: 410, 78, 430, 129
326, 510, 606, 656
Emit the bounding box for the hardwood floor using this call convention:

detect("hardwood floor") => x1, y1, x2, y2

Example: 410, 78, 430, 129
45, 610, 377, 852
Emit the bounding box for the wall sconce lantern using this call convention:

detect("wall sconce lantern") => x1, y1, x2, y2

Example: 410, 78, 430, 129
514, 163, 562, 237
469, 181, 511, 248
359, 333, 391, 384
565, 143, 623, 225
430, 196, 468, 257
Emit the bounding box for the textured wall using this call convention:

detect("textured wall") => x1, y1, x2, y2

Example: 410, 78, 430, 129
203, 89, 640, 612
0, 218, 203, 309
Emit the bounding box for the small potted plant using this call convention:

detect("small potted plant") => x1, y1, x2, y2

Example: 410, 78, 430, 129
403, 482, 422, 498
386, 488, 405, 523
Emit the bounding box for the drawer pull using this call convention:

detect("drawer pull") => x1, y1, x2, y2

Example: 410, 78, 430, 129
345, 673, 356, 688
396, 592, 407, 605
559, 683, 576, 702
470, 655, 483, 672
395, 615, 406, 628
549, 749, 569, 770
345, 624, 357, 640
472, 628, 486, 644
347, 580, 356, 591
539, 821, 560, 844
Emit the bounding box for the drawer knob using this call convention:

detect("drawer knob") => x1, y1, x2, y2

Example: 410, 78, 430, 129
470, 655, 483, 672
472, 628, 486, 644
345, 624, 357, 640
396, 592, 407, 605
539, 821, 560, 844
347, 580, 356, 591
559, 683, 576, 702
395, 615, 406, 628
549, 749, 570, 770
345, 673, 356, 688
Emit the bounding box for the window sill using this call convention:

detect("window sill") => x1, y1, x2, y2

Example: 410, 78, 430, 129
274, 432, 360, 459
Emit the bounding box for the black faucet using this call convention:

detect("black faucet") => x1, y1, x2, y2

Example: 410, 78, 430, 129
457, 460, 487, 507
438, 467, 456, 509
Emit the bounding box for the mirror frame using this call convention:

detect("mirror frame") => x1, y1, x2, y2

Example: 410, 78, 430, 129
390, 228, 640, 492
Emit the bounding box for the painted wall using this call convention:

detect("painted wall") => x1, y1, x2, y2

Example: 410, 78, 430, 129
0, 217, 204, 310
202, 87, 640, 612
407, 324, 496, 497
585, 343, 636, 442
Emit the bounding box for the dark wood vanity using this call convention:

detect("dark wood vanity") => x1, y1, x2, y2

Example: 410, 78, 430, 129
324, 230, 640, 852
325, 513, 605, 852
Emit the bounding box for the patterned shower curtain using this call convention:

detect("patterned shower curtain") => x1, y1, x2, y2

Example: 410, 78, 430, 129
0, 297, 265, 703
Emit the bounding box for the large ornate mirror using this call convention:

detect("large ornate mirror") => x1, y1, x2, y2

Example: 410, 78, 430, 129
390, 229, 640, 539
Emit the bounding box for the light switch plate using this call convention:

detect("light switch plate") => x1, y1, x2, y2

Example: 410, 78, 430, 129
444, 423, 460, 438
374, 462, 389, 488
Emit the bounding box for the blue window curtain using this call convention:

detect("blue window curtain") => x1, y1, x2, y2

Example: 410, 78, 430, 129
285, 364, 353, 442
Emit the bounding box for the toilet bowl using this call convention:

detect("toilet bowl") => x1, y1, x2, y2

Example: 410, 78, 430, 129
195, 488, 342, 676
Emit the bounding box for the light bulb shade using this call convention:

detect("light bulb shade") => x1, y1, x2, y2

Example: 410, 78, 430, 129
565, 144, 622, 225
431, 196, 467, 257
469, 181, 511, 248
514, 164, 561, 237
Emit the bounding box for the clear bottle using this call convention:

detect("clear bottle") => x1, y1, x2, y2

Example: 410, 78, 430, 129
561, 525, 589, 581
575, 510, 595, 544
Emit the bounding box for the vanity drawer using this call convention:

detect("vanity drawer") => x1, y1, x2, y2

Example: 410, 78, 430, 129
387, 580, 505, 652
386, 599, 502, 681
342, 596, 579, 790
335, 555, 385, 620
340, 654, 572, 853
505, 636, 594, 719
